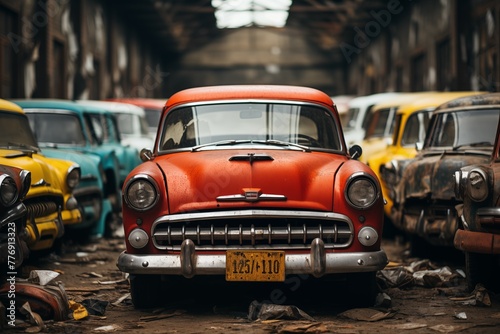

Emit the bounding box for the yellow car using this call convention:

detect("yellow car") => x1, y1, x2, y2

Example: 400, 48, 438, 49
0, 99, 81, 251
359, 92, 439, 164
367, 92, 484, 220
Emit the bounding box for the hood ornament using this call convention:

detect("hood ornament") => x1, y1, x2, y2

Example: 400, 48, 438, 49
217, 188, 286, 203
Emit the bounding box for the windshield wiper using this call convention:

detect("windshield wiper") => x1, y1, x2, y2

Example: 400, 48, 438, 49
191, 140, 250, 151
191, 139, 311, 152
452, 141, 493, 151
4, 142, 39, 152
256, 139, 311, 152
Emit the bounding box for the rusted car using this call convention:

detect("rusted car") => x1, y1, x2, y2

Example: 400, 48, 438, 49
453, 93, 500, 291
386, 93, 500, 255
0, 164, 30, 269
0, 99, 82, 252
116, 85, 388, 308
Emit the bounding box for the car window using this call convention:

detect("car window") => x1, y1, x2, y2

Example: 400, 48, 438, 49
0, 111, 39, 149
27, 112, 86, 146
345, 107, 359, 130
427, 108, 500, 148
401, 110, 431, 146
116, 113, 134, 135
159, 103, 341, 151
145, 108, 162, 129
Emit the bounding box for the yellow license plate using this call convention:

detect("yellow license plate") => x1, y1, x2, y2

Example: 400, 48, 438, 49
226, 250, 285, 282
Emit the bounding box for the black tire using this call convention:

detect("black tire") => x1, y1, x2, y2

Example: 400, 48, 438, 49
129, 274, 163, 309
465, 252, 500, 292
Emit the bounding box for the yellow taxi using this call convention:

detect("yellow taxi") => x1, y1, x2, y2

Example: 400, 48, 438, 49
0, 99, 81, 251
367, 92, 484, 220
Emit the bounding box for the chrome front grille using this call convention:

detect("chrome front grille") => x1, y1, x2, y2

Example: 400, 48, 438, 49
152, 211, 353, 250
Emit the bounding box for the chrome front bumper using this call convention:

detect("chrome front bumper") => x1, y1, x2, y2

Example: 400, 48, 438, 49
117, 238, 388, 278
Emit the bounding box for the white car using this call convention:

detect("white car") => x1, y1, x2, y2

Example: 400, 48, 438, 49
77, 100, 155, 152
344, 92, 402, 148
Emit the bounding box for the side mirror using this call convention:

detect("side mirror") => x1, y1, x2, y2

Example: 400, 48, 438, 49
349, 145, 362, 160
140, 148, 153, 162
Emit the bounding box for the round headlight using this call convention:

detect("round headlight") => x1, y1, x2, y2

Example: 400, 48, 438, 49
124, 175, 159, 211
66, 166, 81, 189
468, 169, 488, 202
0, 174, 18, 207
345, 173, 379, 209
128, 228, 149, 249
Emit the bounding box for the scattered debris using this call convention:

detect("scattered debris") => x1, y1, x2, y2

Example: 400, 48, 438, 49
81, 299, 109, 316
338, 308, 395, 322
27, 270, 60, 286
454, 312, 467, 320
384, 323, 428, 330
111, 293, 131, 306
20, 302, 46, 331
374, 292, 392, 308
248, 301, 315, 321
139, 310, 185, 322
450, 284, 492, 307
93, 324, 123, 332
69, 300, 89, 320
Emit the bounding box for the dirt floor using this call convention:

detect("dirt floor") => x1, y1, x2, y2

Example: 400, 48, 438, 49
2, 235, 500, 334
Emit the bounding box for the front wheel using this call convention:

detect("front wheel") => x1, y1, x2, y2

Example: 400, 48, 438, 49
129, 274, 163, 309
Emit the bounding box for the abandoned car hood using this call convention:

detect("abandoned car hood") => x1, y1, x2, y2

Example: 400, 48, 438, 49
157, 150, 345, 213
398, 152, 491, 201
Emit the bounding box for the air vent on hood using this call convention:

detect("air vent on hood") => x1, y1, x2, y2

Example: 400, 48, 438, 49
229, 153, 274, 165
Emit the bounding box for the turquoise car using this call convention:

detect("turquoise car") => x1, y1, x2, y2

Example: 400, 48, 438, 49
12, 99, 133, 238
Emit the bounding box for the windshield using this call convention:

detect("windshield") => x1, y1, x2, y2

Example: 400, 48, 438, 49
426, 108, 500, 148
27, 112, 87, 146
158, 103, 342, 151
0, 111, 40, 150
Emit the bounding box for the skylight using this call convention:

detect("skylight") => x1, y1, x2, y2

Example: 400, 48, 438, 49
212, 0, 292, 29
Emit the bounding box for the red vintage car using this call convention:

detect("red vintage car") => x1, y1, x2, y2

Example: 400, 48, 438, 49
116, 85, 387, 308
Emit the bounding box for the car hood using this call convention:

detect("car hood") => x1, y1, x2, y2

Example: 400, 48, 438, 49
398, 152, 491, 201
156, 150, 344, 213
0, 149, 62, 197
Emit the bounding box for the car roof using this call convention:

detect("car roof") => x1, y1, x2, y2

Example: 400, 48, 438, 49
11, 99, 112, 114
76, 100, 146, 115
165, 85, 334, 109
0, 98, 24, 113
106, 98, 166, 110
433, 92, 500, 113
370, 92, 439, 111
347, 92, 403, 109
396, 92, 486, 115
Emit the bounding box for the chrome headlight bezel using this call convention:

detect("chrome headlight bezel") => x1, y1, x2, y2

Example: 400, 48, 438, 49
124, 174, 160, 211
345, 172, 380, 210
19, 169, 31, 200
66, 165, 81, 190
0, 174, 18, 207
467, 168, 488, 202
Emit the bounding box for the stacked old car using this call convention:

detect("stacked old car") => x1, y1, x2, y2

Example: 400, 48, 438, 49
0, 98, 147, 269
346, 91, 500, 292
